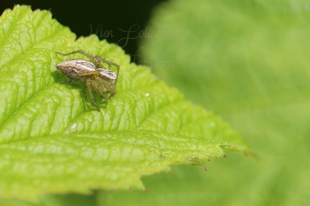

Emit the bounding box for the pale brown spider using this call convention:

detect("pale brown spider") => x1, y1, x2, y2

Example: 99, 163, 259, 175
55, 50, 120, 111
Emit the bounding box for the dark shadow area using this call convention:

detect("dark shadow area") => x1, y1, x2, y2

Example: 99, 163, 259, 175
41, 192, 97, 206
0, 0, 167, 63
51, 69, 109, 110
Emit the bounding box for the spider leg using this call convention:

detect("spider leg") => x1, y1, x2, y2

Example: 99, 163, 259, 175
94, 74, 114, 94
91, 77, 109, 100
86, 78, 101, 111
56, 50, 98, 65
75, 70, 100, 78
61, 79, 74, 84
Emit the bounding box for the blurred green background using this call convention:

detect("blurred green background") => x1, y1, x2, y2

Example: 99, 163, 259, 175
1, 0, 310, 205
132, 0, 310, 205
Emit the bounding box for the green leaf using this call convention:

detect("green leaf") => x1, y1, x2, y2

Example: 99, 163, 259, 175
0, 5, 247, 202
138, 0, 310, 205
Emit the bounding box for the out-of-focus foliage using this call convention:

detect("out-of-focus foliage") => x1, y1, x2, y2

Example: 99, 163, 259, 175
101, 0, 310, 205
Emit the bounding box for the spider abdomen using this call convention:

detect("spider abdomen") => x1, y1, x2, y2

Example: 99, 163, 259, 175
56, 58, 96, 81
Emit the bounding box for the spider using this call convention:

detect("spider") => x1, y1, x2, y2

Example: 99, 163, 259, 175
55, 50, 120, 111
